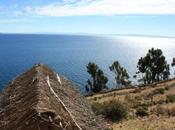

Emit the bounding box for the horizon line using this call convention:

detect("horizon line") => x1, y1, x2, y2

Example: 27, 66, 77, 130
0, 32, 175, 39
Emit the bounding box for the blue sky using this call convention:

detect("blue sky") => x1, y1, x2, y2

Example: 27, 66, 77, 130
0, 0, 175, 36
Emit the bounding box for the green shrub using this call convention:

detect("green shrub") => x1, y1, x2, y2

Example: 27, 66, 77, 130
166, 95, 175, 103
136, 106, 149, 117
103, 100, 128, 121
158, 88, 165, 94
92, 100, 128, 122
154, 88, 165, 95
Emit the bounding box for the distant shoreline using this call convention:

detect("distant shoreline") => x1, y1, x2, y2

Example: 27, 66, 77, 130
0, 33, 175, 39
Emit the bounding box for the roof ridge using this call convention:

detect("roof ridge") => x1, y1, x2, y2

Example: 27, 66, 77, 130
46, 75, 83, 130
0, 64, 105, 130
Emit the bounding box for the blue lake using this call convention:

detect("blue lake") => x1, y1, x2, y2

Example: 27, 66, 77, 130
0, 34, 175, 92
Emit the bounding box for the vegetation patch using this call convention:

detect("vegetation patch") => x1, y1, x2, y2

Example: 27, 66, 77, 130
166, 94, 175, 103
157, 88, 166, 94
92, 100, 128, 122
136, 106, 149, 117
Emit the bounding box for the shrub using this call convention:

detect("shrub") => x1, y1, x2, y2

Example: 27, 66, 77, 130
165, 85, 170, 91
157, 88, 165, 94
103, 100, 128, 121
93, 97, 98, 101
92, 100, 128, 122
166, 95, 175, 103
153, 88, 165, 95
136, 106, 149, 117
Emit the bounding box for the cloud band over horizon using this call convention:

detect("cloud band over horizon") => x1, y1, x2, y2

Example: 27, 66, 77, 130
23, 0, 175, 17
0, 0, 175, 36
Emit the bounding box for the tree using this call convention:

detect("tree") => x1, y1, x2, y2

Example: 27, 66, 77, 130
85, 62, 108, 93
109, 61, 130, 87
136, 48, 170, 84
172, 58, 175, 66
171, 58, 175, 76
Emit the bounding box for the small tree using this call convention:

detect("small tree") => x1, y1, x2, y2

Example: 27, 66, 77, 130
171, 58, 175, 76
109, 61, 130, 87
172, 58, 175, 66
85, 62, 108, 93
136, 48, 170, 84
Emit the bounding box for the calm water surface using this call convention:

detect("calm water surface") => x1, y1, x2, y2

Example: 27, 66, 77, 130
0, 34, 175, 92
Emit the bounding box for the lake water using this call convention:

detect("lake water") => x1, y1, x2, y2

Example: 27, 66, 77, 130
0, 34, 175, 92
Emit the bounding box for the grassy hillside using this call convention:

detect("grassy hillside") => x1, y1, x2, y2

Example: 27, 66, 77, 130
87, 80, 175, 130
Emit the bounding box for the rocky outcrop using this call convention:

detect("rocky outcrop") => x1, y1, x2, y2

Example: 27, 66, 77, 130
0, 64, 105, 130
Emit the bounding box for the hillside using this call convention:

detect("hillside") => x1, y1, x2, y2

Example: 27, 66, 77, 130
87, 80, 175, 130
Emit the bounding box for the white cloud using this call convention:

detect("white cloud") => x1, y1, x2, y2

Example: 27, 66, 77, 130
24, 0, 175, 16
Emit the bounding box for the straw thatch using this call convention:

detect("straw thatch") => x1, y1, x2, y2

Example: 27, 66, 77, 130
0, 64, 105, 130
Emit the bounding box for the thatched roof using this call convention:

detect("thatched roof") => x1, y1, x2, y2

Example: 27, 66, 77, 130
0, 64, 105, 130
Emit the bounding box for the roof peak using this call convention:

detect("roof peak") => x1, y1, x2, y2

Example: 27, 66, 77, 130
0, 64, 105, 130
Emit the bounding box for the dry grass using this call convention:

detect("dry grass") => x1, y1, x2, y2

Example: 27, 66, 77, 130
112, 116, 175, 130
87, 79, 175, 130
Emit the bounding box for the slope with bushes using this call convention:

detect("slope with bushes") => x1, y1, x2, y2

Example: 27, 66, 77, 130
87, 79, 175, 130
